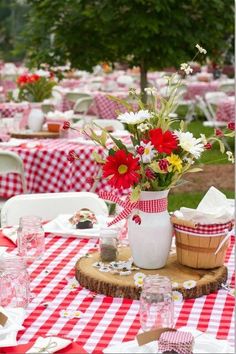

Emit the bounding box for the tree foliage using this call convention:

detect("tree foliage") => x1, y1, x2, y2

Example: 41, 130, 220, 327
0, 0, 28, 61
22, 0, 234, 90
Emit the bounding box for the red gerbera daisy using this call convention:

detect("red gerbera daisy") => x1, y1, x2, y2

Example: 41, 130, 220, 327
149, 128, 178, 155
103, 150, 140, 189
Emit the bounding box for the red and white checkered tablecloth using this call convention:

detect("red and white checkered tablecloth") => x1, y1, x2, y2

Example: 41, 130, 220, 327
184, 82, 219, 100
3, 235, 234, 353
216, 97, 235, 122
0, 138, 129, 198
0, 102, 30, 118
60, 90, 130, 118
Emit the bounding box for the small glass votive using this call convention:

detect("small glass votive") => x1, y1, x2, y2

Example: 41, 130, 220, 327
139, 275, 174, 331
0, 255, 30, 308
99, 229, 119, 262
17, 215, 45, 262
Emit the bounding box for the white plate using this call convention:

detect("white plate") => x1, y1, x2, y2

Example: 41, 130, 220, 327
43, 214, 116, 238
103, 327, 234, 354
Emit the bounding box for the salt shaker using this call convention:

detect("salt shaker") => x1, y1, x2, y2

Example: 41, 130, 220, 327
99, 229, 119, 262
17, 215, 45, 262
0, 255, 30, 308
139, 275, 174, 331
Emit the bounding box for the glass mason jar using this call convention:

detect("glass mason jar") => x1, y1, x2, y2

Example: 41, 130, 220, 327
139, 275, 174, 331
0, 255, 30, 308
99, 229, 119, 262
17, 215, 45, 262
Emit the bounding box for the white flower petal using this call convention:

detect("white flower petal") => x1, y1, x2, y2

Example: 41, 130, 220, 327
183, 280, 197, 289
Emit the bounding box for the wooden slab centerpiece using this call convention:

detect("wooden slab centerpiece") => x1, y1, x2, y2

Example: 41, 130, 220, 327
10, 131, 60, 139
75, 246, 227, 300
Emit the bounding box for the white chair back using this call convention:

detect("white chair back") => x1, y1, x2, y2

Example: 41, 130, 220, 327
66, 92, 91, 103
73, 97, 93, 114
0, 151, 27, 194
1, 192, 108, 227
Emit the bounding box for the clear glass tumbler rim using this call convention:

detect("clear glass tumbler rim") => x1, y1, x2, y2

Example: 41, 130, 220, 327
19, 215, 42, 226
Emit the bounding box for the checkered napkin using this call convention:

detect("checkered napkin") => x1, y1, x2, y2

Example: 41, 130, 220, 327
158, 331, 194, 354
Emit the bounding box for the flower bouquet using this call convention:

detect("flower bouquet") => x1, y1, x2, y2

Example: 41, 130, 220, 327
64, 45, 235, 269
17, 71, 56, 103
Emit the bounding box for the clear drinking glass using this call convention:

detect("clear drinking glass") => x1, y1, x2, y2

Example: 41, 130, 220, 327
99, 229, 119, 262
139, 275, 174, 331
17, 215, 45, 262
0, 255, 30, 308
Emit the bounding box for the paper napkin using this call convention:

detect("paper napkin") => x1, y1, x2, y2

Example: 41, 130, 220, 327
174, 186, 234, 224
0, 307, 25, 347
2, 227, 18, 245
26, 336, 71, 353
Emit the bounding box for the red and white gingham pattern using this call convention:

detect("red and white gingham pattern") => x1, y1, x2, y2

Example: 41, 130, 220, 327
216, 98, 235, 122
94, 93, 130, 119
158, 330, 194, 354
173, 221, 234, 236
100, 191, 167, 226
0, 102, 30, 118
184, 82, 219, 100
3, 235, 234, 353
0, 139, 131, 198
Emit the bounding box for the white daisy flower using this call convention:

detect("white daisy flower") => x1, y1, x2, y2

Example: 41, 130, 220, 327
226, 151, 234, 163
65, 277, 79, 291
175, 130, 204, 159
117, 110, 151, 125
139, 141, 155, 163
73, 310, 83, 318
183, 280, 197, 289
137, 122, 151, 132
172, 291, 183, 303
172, 282, 179, 289
196, 44, 207, 54
134, 272, 146, 280
180, 63, 193, 75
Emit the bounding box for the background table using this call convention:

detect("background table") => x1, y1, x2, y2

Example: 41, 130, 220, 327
216, 97, 235, 122
2, 233, 234, 353
0, 138, 129, 198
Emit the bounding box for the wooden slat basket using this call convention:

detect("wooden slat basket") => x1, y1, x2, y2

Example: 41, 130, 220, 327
171, 216, 234, 269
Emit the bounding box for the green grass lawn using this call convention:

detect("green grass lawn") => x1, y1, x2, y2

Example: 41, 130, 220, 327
168, 190, 235, 211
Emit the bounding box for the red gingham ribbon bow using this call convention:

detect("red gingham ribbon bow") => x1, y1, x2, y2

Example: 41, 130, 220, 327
99, 191, 168, 226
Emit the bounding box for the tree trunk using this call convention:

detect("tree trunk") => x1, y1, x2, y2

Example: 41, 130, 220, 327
140, 59, 148, 103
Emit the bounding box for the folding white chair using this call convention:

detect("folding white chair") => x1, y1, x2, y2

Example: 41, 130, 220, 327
1, 192, 108, 227
66, 92, 91, 103
0, 151, 27, 194
204, 92, 227, 122
195, 95, 227, 127
0, 150, 27, 216
218, 83, 234, 94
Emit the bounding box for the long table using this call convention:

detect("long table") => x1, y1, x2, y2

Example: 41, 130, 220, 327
0, 138, 119, 198
0, 232, 234, 353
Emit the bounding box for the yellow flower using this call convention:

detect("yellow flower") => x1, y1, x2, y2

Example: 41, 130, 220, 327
167, 154, 183, 172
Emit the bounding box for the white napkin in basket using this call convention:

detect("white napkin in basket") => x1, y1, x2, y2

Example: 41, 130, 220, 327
174, 186, 234, 224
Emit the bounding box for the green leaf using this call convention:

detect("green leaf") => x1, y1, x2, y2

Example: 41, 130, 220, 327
130, 185, 141, 202
92, 151, 105, 164
108, 134, 128, 152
